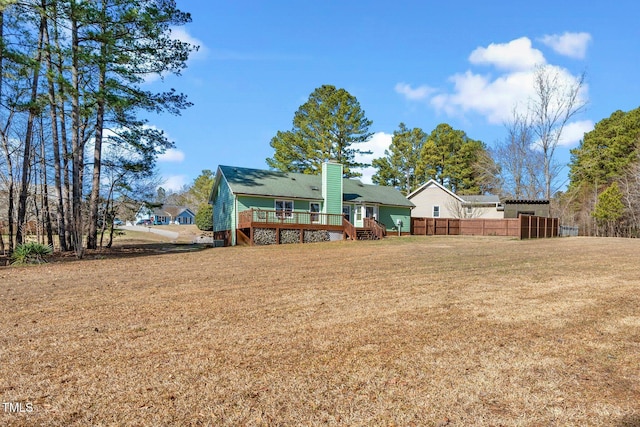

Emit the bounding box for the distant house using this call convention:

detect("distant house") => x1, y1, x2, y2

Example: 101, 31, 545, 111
407, 179, 502, 219
209, 162, 415, 246
135, 205, 195, 225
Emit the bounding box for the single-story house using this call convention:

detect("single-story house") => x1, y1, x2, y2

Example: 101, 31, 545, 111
407, 179, 503, 219
135, 205, 195, 225
209, 162, 415, 246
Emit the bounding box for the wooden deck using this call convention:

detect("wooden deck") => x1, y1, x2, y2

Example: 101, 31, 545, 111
236, 209, 384, 245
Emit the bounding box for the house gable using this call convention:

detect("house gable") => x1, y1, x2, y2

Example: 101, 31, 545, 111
407, 180, 463, 218
407, 179, 502, 219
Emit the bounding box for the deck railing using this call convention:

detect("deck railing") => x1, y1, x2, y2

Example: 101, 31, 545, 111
343, 218, 357, 240
238, 208, 345, 229
364, 217, 387, 240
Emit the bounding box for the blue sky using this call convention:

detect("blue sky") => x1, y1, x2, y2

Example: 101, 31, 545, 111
146, 1, 640, 191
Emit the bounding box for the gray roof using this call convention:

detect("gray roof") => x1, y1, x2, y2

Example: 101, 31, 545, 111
151, 205, 194, 218
460, 195, 500, 204
219, 165, 414, 208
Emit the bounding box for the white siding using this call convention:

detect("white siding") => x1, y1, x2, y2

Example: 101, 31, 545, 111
409, 182, 503, 218
409, 184, 460, 218
470, 206, 504, 219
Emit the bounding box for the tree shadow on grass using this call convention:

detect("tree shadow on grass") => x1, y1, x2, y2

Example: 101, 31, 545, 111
46, 242, 214, 264
618, 414, 640, 427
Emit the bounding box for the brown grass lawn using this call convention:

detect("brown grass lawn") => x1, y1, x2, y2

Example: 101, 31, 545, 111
1, 236, 639, 426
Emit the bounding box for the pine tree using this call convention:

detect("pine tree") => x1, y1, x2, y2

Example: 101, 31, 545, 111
567, 107, 640, 236
266, 85, 373, 178
372, 123, 426, 195
417, 123, 492, 194
592, 182, 625, 236
85, 0, 196, 249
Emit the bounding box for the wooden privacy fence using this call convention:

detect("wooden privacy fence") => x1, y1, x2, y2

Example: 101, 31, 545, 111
411, 215, 559, 239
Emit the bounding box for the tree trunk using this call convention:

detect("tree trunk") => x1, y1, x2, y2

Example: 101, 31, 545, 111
87, 4, 108, 249
0, 10, 15, 253
40, 122, 54, 247
43, 4, 68, 251
16, 14, 46, 245
0, 9, 3, 254
70, 1, 84, 258
53, 13, 74, 252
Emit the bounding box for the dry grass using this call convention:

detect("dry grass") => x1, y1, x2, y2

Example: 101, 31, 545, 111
1, 236, 639, 426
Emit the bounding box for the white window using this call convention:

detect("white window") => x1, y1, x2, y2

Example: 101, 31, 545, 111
275, 200, 293, 218
309, 202, 320, 222
433, 205, 440, 218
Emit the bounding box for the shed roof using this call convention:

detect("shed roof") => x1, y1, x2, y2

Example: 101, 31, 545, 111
503, 199, 550, 204
218, 165, 414, 208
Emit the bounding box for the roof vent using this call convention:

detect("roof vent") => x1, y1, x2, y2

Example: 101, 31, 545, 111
311, 186, 319, 191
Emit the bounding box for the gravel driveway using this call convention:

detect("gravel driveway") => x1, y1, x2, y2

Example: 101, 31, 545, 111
120, 225, 180, 240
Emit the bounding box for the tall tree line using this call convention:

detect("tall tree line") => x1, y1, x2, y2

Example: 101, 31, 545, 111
372, 123, 497, 196
0, 0, 196, 256
565, 107, 640, 236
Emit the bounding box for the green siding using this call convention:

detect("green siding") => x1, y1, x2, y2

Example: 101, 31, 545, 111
379, 206, 412, 233
237, 195, 274, 211
237, 195, 321, 212
213, 177, 235, 234
322, 162, 343, 215
295, 200, 314, 211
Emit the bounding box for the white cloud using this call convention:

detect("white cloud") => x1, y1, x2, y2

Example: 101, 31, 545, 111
395, 83, 436, 101
162, 175, 188, 192
540, 32, 592, 59
557, 120, 594, 147
431, 69, 536, 124
144, 27, 206, 84
399, 36, 589, 127
157, 148, 185, 163
355, 132, 393, 184
170, 27, 207, 60
469, 37, 545, 71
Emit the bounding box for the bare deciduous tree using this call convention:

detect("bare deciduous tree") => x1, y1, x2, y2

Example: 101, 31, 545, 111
492, 108, 544, 199
445, 197, 484, 219
530, 65, 587, 199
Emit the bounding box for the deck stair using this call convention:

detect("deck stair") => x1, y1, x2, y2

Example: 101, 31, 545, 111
356, 228, 378, 240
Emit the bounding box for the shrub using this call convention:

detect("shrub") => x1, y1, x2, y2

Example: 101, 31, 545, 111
195, 204, 213, 231
11, 242, 53, 265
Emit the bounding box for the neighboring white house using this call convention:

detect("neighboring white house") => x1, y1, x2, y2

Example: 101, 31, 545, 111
407, 179, 503, 219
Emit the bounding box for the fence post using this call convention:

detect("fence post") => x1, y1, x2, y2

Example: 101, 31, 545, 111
544, 217, 548, 237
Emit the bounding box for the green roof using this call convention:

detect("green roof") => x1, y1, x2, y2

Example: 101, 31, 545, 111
218, 165, 414, 208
